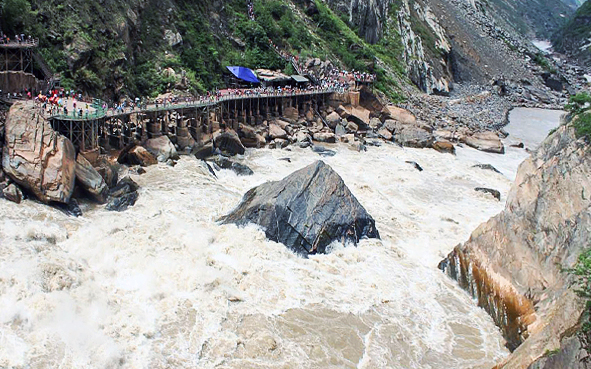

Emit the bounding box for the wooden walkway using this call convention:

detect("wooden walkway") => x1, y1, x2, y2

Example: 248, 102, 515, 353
48, 88, 342, 154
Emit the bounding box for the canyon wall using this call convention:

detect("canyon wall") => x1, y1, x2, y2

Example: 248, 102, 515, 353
440, 120, 591, 367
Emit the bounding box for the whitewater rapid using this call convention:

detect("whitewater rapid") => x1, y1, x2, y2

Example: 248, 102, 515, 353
0, 108, 563, 368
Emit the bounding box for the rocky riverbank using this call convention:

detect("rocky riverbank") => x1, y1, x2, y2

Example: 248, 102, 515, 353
0, 83, 536, 214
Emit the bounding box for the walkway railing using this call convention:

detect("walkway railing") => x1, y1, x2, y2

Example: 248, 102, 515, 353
46, 87, 344, 121
0, 38, 39, 48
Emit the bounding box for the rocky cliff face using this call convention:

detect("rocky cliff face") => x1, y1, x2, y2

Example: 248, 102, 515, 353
553, 0, 591, 68
324, 0, 453, 94
440, 121, 591, 367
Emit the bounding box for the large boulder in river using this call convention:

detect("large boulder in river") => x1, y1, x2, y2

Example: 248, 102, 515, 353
2, 101, 76, 203
75, 154, 109, 203
220, 160, 379, 256
213, 130, 246, 156
145, 135, 179, 162
461, 131, 505, 154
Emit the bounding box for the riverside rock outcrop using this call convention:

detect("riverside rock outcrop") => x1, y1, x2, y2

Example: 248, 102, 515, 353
439, 123, 591, 366
220, 160, 379, 256
2, 102, 76, 204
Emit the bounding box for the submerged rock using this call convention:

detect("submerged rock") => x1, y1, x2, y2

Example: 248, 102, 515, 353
210, 156, 253, 176
472, 164, 502, 174
312, 145, 336, 157
405, 161, 423, 172
475, 187, 501, 200
220, 161, 379, 256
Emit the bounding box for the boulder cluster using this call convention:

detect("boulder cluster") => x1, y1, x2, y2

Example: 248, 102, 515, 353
0, 102, 138, 213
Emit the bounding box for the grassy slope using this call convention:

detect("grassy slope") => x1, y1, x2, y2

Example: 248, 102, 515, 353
0, 0, 410, 101
552, 0, 591, 66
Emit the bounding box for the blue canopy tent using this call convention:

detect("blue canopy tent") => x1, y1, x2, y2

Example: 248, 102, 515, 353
226, 66, 260, 84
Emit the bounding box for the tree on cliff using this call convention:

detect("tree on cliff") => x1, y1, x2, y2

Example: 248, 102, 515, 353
0, 0, 34, 33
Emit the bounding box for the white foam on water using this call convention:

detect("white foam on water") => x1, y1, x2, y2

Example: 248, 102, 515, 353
0, 108, 563, 368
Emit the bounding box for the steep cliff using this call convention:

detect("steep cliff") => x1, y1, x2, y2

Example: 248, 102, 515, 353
440, 120, 591, 367
553, 0, 591, 68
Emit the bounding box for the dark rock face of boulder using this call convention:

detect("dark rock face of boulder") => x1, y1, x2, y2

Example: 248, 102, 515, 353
214, 130, 246, 156
96, 159, 119, 188
106, 177, 139, 211
192, 143, 215, 160
220, 161, 379, 256
211, 156, 253, 176
475, 187, 501, 201
75, 155, 109, 203
2, 102, 76, 203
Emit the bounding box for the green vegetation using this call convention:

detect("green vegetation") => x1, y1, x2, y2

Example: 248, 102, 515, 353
552, 0, 591, 62
566, 92, 591, 116
0, 0, 35, 31
0, 0, 414, 101
564, 92, 591, 140
532, 53, 557, 74
573, 113, 591, 140
568, 247, 591, 351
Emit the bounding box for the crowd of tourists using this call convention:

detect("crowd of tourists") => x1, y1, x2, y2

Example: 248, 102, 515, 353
247, 0, 255, 21
0, 32, 35, 45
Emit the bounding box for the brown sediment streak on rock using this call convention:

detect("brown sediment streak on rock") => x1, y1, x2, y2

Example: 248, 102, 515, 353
441, 247, 535, 351
440, 122, 591, 367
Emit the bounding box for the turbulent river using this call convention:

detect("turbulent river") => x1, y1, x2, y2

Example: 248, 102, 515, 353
0, 108, 563, 368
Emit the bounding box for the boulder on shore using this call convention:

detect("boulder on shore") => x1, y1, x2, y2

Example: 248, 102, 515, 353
219, 160, 379, 256
2, 102, 76, 204
75, 154, 109, 203
395, 126, 434, 148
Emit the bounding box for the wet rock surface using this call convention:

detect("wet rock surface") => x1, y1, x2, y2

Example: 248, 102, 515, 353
220, 161, 379, 256
210, 156, 253, 176
106, 177, 139, 212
